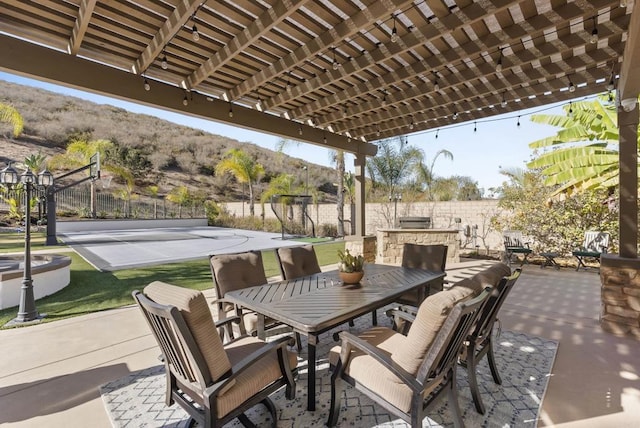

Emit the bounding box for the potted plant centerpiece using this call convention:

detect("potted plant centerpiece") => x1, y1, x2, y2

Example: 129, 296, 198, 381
337, 249, 365, 284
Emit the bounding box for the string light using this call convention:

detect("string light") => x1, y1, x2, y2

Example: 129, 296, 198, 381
161, 52, 168, 70
473, 121, 477, 132
409, 117, 414, 130
298, 125, 303, 135
228, 102, 233, 118
517, 115, 521, 127
590, 17, 598, 44
568, 101, 573, 116
286, 73, 292, 94
501, 91, 508, 108
182, 92, 189, 106
435, 129, 439, 139
143, 76, 150, 91
452, 111, 459, 120
376, 126, 381, 137
568, 78, 576, 93
433, 72, 440, 91
390, 15, 399, 43
332, 47, 341, 70
496, 48, 503, 72
343, 108, 348, 118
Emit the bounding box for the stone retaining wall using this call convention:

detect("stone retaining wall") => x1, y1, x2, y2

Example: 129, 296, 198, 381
375, 229, 460, 265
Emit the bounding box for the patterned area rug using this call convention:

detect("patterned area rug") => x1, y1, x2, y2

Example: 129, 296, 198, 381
101, 319, 557, 428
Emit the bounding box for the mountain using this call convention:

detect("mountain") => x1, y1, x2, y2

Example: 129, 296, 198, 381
0, 79, 338, 202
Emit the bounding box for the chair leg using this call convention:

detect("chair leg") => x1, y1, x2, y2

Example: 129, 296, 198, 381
295, 332, 302, 352
327, 363, 344, 427
262, 397, 278, 428
486, 339, 502, 385
466, 345, 485, 415
237, 412, 257, 428
446, 368, 464, 428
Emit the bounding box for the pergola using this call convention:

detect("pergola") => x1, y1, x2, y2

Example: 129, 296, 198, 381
0, 0, 638, 257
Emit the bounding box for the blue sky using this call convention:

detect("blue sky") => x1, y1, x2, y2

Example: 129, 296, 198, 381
1, 71, 588, 194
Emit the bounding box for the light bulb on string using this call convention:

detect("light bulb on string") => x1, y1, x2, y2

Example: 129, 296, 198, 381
568, 101, 573, 116
496, 48, 503, 72
473, 121, 477, 132
192, 24, 200, 41
608, 91, 614, 103
435, 129, 439, 139
501, 92, 507, 108
590, 17, 598, 44
434, 78, 439, 92
143, 77, 150, 91
517, 116, 521, 127
409, 118, 414, 130
332, 48, 340, 70
390, 15, 399, 43
568, 79, 576, 93
161, 52, 168, 70
452, 111, 458, 120
183, 93, 189, 106
228, 102, 234, 118
298, 126, 303, 136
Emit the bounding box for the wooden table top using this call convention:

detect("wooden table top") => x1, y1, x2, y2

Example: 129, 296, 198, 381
225, 264, 444, 334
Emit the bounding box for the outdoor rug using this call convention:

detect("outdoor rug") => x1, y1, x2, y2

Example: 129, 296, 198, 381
101, 323, 557, 428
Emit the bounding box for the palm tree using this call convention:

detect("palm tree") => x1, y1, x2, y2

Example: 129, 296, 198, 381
366, 136, 424, 196
414, 149, 454, 200
527, 95, 625, 195
0, 103, 24, 137
166, 185, 191, 218
215, 148, 265, 216
329, 150, 346, 236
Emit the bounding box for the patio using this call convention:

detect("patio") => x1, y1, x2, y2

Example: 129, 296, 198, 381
1, 261, 639, 427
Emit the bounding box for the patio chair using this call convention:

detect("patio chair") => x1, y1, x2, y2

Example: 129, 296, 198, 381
210, 251, 295, 342
503, 230, 532, 266
275, 245, 321, 280
396, 243, 448, 307
327, 285, 491, 428
133, 281, 297, 428
572, 231, 609, 271
459, 267, 521, 414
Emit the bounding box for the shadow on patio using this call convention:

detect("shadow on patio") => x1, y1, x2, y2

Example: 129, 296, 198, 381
0, 262, 639, 427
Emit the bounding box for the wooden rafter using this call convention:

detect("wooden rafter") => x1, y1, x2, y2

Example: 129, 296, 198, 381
68, 0, 97, 55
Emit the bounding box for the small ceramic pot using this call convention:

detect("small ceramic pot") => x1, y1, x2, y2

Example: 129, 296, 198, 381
339, 270, 364, 284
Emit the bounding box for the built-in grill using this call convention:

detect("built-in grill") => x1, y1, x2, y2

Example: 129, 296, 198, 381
398, 216, 431, 229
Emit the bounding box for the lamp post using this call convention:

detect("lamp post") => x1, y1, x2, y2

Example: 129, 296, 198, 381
389, 193, 402, 227
0, 163, 54, 324
302, 165, 309, 195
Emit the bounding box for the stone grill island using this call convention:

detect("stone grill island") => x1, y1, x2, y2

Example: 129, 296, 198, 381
375, 220, 460, 266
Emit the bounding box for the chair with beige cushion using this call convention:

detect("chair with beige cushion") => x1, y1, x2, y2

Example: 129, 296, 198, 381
394, 243, 448, 308
133, 281, 297, 428
210, 251, 292, 341
460, 266, 520, 414
275, 245, 321, 280
327, 285, 490, 428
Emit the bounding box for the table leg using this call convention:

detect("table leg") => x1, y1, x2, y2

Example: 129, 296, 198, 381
257, 314, 266, 341
307, 334, 318, 411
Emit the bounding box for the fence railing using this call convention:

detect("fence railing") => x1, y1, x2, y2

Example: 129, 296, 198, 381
0, 185, 207, 219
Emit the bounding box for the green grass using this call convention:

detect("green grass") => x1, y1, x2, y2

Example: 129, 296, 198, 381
0, 237, 345, 328
0, 231, 51, 253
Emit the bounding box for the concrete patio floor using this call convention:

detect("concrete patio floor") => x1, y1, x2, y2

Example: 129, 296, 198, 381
1, 261, 639, 427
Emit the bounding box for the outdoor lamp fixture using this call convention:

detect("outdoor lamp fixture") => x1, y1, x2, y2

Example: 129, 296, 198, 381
143, 77, 150, 91
161, 52, 168, 70
621, 97, 637, 112
568, 78, 576, 93
192, 22, 200, 41
0, 165, 54, 324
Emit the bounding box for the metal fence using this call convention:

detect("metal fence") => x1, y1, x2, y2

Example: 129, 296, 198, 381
0, 185, 207, 219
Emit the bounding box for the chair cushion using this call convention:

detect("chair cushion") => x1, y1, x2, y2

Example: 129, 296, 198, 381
277, 245, 321, 280
391, 286, 474, 377
144, 281, 232, 384
329, 327, 417, 412
472, 263, 511, 289
450, 276, 484, 297
210, 252, 267, 297
218, 336, 298, 418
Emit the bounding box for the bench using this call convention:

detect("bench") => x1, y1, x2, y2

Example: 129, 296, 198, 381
503, 230, 532, 266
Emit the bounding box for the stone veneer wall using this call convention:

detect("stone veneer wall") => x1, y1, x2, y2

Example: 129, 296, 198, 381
344, 235, 377, 263
375, 229, 460, 265
223, 199, 503, 250
600, 254, 640, 339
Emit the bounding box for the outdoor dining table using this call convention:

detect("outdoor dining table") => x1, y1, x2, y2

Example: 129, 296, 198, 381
224, 263, 445, 411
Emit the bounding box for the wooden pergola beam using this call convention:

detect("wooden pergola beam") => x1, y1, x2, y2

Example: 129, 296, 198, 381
68, 0, 97, 55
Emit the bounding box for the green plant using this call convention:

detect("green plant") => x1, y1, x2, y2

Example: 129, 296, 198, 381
337, 249, 364, 273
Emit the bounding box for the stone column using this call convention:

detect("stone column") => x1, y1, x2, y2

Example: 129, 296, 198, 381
345, 235, 376, 263
601, 254, 640, 339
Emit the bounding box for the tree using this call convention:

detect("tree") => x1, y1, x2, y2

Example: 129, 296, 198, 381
166, 185, 191, 218
215, 148, 264, 216
414, 149, 454, 200
366, 136, 424, 196
330, 150, 346, 236
0, 103, 24, 137
527, 95, 626, 195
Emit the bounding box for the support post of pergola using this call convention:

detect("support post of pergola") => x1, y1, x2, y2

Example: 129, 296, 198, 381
354, 153, 366, 237
617, 105, 639, 258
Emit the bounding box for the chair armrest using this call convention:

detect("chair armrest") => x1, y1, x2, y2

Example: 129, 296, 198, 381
206, 336, 294, 397
214, 315, 241, 330
386, 308, 417, 324
338, 331, 421, 391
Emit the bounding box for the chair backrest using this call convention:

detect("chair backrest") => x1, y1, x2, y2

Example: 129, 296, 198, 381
133, 282, 232, 389
582, 231, 610, 253
468, 268, 521, 345
275, 245, 321, 280
209, 250, 268, 298
503, 230, 526, 248
401, 243, 448, 272
417, 287, 490, 382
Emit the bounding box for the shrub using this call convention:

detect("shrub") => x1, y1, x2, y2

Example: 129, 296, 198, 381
319, 223, 338, 237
